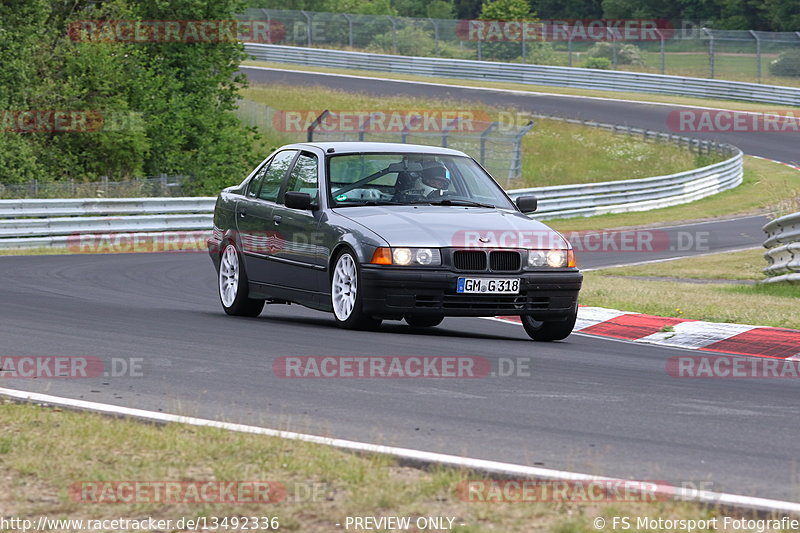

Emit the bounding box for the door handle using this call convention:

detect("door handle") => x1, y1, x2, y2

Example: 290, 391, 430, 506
273, 215, 282, 225
239, 208, 247, 218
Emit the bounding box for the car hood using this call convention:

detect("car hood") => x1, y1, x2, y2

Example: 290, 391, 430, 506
333, 205, 569, 249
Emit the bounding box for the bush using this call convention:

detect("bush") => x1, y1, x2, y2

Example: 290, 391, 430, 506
582, 57, 612, 69
587, 41, 645, 66
769, 50, 800, 77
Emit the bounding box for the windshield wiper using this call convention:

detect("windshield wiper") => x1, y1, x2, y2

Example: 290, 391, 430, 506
412, 199, 496, 209
335, 200, 403, 207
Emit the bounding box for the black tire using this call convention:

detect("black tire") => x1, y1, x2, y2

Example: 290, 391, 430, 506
218, 242, 265, 317
330, 249, 382, 330
521, 312, 577, 341
405, 315, 444, 328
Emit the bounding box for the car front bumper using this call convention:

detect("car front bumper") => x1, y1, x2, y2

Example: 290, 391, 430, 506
360, 266, 582, 319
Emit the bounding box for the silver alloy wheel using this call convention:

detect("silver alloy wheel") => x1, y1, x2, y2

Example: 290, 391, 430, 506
219, 244, 239, 307
332, 253, 357, 321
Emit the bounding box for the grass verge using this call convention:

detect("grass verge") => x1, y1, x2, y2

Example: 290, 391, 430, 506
241, 60, 800, 114
582, 248, 800, 329
0, 400, 771, 532
240, 83, 714, 189
547, 157, 800, 232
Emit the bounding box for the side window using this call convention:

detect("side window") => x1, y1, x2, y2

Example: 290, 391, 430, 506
283, 152, 319, 202
258, 150, 297, 202
247, 158, 271, 198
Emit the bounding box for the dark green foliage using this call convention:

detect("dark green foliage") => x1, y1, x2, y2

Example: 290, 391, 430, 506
0, 0, 261, 195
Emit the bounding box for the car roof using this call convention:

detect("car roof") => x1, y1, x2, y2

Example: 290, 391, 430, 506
284, 141, 469, 157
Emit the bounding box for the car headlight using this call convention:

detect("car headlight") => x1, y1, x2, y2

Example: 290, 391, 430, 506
528, 249, 576, 268
371, 247, 441, 266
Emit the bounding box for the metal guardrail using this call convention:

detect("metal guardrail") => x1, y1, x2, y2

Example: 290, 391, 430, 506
0, 198, 215, 250
244, 43, 800, 106
762, 212, 800, 284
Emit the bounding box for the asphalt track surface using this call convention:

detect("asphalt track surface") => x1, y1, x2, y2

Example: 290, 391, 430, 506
2, 69, 799, 503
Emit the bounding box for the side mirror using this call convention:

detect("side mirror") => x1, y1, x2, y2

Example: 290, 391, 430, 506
515, 195, 537, 213
284, 191, 314, 210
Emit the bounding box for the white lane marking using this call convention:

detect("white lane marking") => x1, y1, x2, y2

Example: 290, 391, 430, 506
241, 65, 798, 117
2, 386, 799, 514
637, 321, 758, 349
582, 246, 762, 271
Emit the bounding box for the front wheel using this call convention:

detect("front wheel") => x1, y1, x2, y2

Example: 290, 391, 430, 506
521, 312, 577, 341
331, 250, 381, 330
218, 243, 264, 317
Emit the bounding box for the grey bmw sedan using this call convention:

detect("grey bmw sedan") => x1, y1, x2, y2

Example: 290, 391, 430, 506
208, 142, 582, 341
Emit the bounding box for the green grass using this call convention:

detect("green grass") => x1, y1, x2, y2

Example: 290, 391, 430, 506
241, 59, 800, 113
583, 248, 800, 329
0, 400, 771, 532
547, 156, 800, 232
240, 83, 713, 189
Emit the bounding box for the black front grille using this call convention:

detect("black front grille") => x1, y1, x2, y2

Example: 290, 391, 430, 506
490, 251, 521, 271
453, 250, 487, 271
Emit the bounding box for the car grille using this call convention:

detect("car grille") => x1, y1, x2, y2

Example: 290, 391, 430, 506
452, 250, 521, 272
441, 295, 549, 310
490, 251, 521, 272
453, 250, 487, 271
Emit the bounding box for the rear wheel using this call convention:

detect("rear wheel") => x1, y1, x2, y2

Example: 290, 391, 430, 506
331, 250, 381, 330
405, 315, 444, 328
521, 312, 577, 341
218, 243, 264, 317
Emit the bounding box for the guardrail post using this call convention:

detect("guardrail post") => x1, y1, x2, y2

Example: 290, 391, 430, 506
750, 30, 761, 83
428, 18, 439, 54
441, 116, 463, 148
343, 14, 353, 48
479, 122, 498, 166
508, 121, 534, 185
400, 114, 422, 144
307, 109, 331, 142
703, 28, 715, 78
260, 9, 272, 43
567, 33, 573, 67
387, 16, 397, 54
300, 10, 312, 47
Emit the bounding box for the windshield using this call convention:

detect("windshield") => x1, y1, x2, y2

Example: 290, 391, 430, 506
327, 153, 516, 209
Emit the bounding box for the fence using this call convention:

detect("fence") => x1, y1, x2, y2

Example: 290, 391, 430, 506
243, 43, 800, 106
0, 175, 188, 199
762, 212, 800, 284
235, 99, 535, 184
240, 8, 800, 85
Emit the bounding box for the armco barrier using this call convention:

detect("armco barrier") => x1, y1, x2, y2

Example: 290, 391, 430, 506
0, 152, 742, 248
0, 198, 215, 250
762, 212, 800, 284
244, 43, 800, 106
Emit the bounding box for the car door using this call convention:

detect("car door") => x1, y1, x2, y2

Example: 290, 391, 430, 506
235, 149, 298, 284
270, 150, 326, 295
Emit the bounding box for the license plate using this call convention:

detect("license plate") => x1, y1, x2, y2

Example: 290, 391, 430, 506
457, 277, 520, 294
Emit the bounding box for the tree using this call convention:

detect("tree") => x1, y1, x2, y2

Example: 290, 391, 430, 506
480, 0, 534, 19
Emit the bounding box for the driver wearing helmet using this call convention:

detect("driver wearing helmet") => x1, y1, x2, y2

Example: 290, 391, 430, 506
393, 160, 451, 201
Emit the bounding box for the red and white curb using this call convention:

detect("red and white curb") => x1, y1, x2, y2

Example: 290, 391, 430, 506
498, 306, 800, 360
